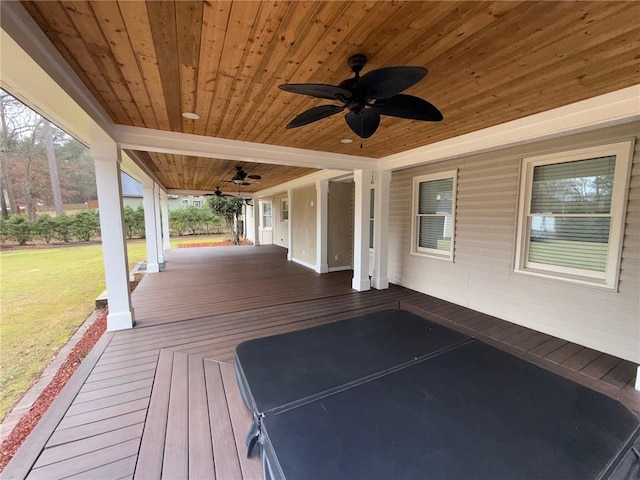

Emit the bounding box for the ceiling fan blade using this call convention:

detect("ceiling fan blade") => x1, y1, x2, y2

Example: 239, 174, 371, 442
286, 104, 345, 128
357, 67, 427, 100
247, 174, 262, 180
279, 84, 352, 101
345, 109, 380, 139
372, 94, 443, 121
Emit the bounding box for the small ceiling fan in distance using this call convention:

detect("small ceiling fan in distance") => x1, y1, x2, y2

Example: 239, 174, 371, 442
279, 54, 443, 139
224, 166, 262, 186
204, 186, 233, 197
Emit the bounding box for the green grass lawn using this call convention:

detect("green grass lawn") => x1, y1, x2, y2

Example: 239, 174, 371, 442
0, 241, 147, 421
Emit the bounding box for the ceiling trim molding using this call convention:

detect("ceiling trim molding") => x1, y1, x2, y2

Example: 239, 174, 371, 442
253, 170, 347, 198
380, 85, 640, 172
113, 125, 377, 172
0, 1, 114, 144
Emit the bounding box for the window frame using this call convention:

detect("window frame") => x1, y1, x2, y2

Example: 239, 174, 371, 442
410, 170, 458, 260
281, 199, 289, 222
369, 187, 375, 251
514, 140, 633, 290
261, 201, 273, 230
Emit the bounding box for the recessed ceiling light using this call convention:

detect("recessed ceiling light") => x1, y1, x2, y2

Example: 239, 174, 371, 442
182, 112, 200, 120
340, 138, 353, 144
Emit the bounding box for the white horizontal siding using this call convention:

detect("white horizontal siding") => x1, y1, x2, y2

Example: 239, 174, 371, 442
388, 122, 640, 363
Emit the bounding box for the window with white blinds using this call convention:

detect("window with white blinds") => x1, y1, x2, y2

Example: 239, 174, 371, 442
411, 171, 457, 259
515, 141, 633, 289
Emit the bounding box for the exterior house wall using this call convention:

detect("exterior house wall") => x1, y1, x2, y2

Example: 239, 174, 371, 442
273, 194, 289, 248
388, 122, 640, 363
292, 185, 317, 268
328, 181, 353, 270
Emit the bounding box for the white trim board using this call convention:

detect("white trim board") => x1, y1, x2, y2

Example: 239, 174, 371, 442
113, 124, 376, 172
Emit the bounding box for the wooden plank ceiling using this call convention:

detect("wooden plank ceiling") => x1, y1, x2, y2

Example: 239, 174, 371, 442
21, 1, 640, 192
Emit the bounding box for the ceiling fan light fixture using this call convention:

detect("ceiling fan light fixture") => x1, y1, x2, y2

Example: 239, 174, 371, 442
279, 53, 442, 139
182, 112, 200, 120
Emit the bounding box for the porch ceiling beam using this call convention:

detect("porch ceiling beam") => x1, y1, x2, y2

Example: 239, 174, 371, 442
380, 85, 640, 172
253, 169, 347, 198
113, 125, 377, 172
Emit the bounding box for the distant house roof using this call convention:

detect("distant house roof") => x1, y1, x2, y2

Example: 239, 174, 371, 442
121, 172, 143, 197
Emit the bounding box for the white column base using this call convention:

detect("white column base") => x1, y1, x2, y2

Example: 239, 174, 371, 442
146, 263, 160, 273
352, 278, 371, 291
157, 253, 165, 264
635, 366, 640, 390
371, 277, 389, 290
287, 250, 292, 261
107, 310, 134, 331
316, 263, 329, 274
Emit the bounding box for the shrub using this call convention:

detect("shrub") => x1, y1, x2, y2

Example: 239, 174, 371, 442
71, 210, 100, 241
34, 214, 57, 243
4, 214, 32, 245
55, 213, 73, 242
123, 205, 145, 239
169, 208, 187, 236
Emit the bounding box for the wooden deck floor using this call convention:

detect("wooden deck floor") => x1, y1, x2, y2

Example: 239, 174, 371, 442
4, 245, 638, 479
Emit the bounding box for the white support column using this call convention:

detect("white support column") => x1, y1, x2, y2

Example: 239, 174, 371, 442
91, 134, 134, 330
287, 189, 293, 261
372, 170, 391, 290
316, 180, 329, 273
252, 197, 260, 245
636, 366, 640, 390
141, 178, 160, 273
352, 169, 371, 291
160, 191, 171, 250
154, 188, 164, 264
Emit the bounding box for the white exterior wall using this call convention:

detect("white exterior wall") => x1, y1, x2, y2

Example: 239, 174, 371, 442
388, 123, 640, 363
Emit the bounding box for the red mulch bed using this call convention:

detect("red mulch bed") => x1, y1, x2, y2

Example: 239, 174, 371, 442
0, 309, 108, 472
177, 239, 252, 248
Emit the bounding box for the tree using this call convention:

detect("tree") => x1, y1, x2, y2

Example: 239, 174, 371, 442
42, 119, 64, 214
0, 91, 42, 218
71, 210, 100, 241
208, 196, 244, 244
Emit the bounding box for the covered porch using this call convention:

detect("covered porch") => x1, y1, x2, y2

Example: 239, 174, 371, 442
4, 245, 638, 479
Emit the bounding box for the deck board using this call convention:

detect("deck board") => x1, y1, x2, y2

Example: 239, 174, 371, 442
205, 360, 242, 480
5, 245, 637, 480
133, 349, 173, 479
162, 353, 189, 479
188, 356, 216, 479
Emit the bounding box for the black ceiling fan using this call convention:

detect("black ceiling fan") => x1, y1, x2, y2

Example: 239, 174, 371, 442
224, 166, 262, 186
204, 186, 233, 197
279, 54, 443, 139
